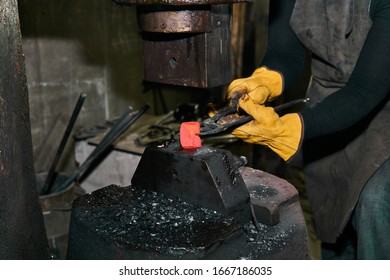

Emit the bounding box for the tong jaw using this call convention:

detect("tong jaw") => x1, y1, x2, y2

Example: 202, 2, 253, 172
199, 96, 253, 136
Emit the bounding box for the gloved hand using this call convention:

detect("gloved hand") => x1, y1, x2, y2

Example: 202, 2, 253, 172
232, 95, 303, 161
227, 67, 284, 104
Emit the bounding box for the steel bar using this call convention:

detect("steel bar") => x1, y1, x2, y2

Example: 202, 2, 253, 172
81, 106, 134, 166
57, 104, 149, 192
274, 97, 310, 111
43, 93, 87, 195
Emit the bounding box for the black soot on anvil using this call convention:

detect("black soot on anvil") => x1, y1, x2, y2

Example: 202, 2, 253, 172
67, 185, 244, 259
67, 141, 309, 259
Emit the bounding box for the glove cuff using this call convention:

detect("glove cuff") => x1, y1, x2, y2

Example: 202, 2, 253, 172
272, 113, 303, 161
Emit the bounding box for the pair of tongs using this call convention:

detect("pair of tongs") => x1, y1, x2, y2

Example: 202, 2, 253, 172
199, 98, 309, 136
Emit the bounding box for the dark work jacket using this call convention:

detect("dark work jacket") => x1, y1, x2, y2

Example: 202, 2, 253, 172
290, 0, 390, 243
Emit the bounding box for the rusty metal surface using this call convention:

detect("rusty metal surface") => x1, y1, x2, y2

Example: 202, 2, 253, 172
141, 5, 232, 87
239, 167, 308, 259
138, 10, 211, 33
0, 0, 49, 259
240, 167, 300, 226
131, 141, 251, 224
115, 0, 253, 6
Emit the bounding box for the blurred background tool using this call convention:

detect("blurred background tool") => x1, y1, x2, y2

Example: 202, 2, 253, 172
43, 93, 87, 195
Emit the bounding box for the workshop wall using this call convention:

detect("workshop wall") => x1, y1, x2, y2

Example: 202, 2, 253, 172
17, 0, 194, 172
16, 0, 272, 174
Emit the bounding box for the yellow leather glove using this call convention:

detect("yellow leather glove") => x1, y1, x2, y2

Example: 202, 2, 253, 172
227, 67, 284, 104
232, 95, 303, 161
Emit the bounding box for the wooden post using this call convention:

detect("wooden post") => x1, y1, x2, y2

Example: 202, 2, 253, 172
0, 0, 49, 259
231, 3, 246, 78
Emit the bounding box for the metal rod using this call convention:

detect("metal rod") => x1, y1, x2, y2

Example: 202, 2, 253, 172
239, 97, 310, 127
43, 93, 87, 194
56, 104, 149, 192
77, 104, 150, 181
200, 97, 309, 136
274, 97, 310, 112
81, 106, 134, 166
234, 97, 311, 125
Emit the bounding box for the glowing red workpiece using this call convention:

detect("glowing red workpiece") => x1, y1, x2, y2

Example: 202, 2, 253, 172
180, 122, 202, 149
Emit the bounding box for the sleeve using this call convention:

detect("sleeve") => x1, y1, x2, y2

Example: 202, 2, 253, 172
301, 0, 390, 140
260, 0, 306, 90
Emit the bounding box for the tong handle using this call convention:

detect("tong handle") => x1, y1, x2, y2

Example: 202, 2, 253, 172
200, 98, 309, 136
229, 97, 309, 127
